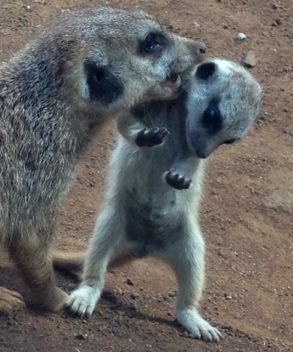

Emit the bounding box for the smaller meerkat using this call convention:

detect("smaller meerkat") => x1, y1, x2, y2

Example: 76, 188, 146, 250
63, 59, 262, 342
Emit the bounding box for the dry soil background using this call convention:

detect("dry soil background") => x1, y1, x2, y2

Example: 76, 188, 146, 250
0, 0, 292, 351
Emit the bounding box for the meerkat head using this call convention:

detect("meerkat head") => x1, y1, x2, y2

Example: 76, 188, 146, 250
59, 8, 206, 112
185, 59, 262, 158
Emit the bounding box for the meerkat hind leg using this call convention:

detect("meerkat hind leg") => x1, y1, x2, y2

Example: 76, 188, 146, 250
176, 308, 222, 342
67, 250, 133, 317
67, 249, 134, 317
67, 209, 130, 317
9, 232, 68, 312
0, 287, 25, 315
163, 226, 222, 342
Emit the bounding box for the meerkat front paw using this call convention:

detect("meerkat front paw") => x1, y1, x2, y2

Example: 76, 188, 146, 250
177, 308, 222, 342
165, 170, 192, 190
66, 285, 101, 317
135, 127, 169, 147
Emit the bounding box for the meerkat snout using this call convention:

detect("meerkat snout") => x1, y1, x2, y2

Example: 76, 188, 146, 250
196, 42, 207, 55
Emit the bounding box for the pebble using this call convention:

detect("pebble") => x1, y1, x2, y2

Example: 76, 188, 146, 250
224, 293, 233, 300
236, 32, 247, 41
126, 278, 134, 286
272, 18, 282, 26
74, 333, 87, 340
242, 50, 258, 68
130, 292, 140, 300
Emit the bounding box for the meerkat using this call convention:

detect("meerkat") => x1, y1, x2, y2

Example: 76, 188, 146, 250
0, 6, 206, 315
65, 59, 262, 342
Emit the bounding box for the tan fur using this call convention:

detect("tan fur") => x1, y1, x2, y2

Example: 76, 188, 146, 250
0, 7, 205, 314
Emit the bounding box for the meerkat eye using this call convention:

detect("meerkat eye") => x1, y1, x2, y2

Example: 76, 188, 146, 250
223, 138, 236, 144
196, 62, 216, 80
202, 99, 223, 134
140, 31, 168, 55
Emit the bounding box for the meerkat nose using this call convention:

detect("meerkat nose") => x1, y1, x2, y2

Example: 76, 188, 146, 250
195, 42, 207, 55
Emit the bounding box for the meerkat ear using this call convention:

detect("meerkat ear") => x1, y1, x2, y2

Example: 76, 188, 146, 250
84, 60, 124, 106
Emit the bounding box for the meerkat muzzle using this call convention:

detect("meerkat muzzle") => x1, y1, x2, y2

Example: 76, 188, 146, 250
162, 72, 182, 96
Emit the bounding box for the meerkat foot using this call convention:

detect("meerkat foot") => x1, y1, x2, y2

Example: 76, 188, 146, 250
135, 127, 169, 147
44, 287, 68, 312
32, 287, 68, 312
165, 169, 192, 190
0, 287, 25, 315
177, 308, 222, 342
66, 285, 101, 317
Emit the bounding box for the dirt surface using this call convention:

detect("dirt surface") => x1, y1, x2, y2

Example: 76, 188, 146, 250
0, 0, 292, 351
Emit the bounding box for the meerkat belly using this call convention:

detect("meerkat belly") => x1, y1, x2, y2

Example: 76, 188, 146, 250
124, 187, 182, 256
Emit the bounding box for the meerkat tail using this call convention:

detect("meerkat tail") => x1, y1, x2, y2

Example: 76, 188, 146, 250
53, 250, 135, 275
53, 251, 85, 273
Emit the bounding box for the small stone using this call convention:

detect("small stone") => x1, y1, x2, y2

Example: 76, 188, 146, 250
225, 294, 232, 300
242, 50, 258, 68
272, 18, 282, 26
162, 294, 170, 301
74, 333, 87, 340
126, 278, 134, 286
130, 293, 140, 300
236, 32, 247, 41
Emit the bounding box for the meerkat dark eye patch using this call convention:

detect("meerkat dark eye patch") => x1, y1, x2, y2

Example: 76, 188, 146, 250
201, 99, 223, 134
140, 31, 169, 55
196, 62, 216, 80
84, 60, 124, 106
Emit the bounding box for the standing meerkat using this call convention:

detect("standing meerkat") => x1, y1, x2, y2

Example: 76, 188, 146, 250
0, 7, 206, 315
65, 59, 262, 342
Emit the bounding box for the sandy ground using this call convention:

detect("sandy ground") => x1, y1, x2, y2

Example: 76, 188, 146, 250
0, 0, 292, 351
